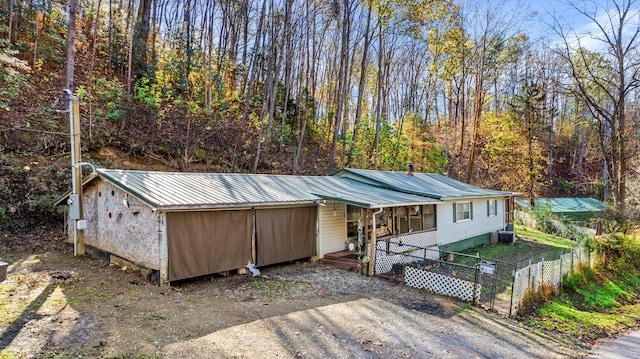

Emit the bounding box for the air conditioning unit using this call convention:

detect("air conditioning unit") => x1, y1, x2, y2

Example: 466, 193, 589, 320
498, 230, 515, 244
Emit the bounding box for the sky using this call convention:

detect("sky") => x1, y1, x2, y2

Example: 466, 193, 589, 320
533, 0, 640, 51
463, 0, 640, 52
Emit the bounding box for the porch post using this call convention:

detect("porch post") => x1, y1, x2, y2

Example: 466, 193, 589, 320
368, 209, 379, 276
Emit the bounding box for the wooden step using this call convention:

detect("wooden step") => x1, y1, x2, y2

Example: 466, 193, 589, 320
319, 257, 359, 270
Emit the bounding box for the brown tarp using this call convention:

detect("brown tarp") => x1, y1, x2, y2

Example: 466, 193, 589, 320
167, 210, 252, 281
255, 207, 317, 266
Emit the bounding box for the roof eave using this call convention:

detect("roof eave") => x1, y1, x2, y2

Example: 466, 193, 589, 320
53, 172, 101, 206
97, 170, 161, 210
157, 200, 319, 211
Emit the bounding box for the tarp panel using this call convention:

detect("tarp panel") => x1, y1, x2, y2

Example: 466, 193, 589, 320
167, 210, 252, 281
256, 207, 317, 266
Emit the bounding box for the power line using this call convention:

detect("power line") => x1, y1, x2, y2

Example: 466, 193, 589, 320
0, 125, 68, 136
5, 106, 69, 113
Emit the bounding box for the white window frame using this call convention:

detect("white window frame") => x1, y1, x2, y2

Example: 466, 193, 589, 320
489, 200, 497, 217
456, 202, 471, 222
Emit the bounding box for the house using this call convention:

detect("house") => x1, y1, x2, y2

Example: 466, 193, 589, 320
515, 197, 607, 221
334, 168, 518, 252
59, 168, 517, 285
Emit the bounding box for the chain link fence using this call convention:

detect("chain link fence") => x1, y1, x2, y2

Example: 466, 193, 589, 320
374, 239, 597, 316
510, 245, 596, 316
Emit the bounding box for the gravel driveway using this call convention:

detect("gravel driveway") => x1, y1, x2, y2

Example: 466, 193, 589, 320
0, 245, 585, 358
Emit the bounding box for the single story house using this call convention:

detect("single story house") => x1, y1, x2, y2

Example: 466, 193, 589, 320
334, 168, 518, 252
59, 168, 517, 285
515, 197, 608, 221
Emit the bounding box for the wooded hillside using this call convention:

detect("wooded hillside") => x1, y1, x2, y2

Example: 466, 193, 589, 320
1, 0, 640, 231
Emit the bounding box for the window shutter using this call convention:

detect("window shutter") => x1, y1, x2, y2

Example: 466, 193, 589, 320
487, 200, 490, 217
494, 200, 498, 215
470, 202, 474, 219
453, 203, 457, 223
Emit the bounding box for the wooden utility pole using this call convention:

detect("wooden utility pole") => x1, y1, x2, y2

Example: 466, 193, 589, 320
67, 90, 85, 255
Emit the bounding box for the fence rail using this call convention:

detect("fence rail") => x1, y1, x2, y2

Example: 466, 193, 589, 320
374, 238, 597, 316
374, 239, 506, 311
510, 246, 596, 316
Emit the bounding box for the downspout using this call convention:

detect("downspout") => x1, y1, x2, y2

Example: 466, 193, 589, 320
367, 208, 383, 276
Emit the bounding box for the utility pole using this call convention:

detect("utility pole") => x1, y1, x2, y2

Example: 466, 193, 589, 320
66, 89, 85, 255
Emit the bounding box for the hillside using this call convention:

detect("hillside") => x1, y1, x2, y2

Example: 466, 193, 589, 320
2, 0, 634, 233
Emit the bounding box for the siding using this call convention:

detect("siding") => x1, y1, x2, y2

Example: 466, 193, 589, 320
82, 180, 160, 269
437, 198, 506, 246
317, 201, 347, 257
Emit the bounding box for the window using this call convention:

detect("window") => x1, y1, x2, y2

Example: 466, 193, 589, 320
409, 205, 422, 232
454, 202, 472, 222
487, 200, 497, 216
346, 205, 361, 238
422, 204, 436, 230
396, 206, 408, 234
376, 207, 393, 237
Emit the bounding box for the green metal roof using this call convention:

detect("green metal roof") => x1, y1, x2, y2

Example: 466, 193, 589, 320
334, 168, 514, 200
275, 176, 440, 209
515, 198, 608, 213
97, 169, 321, 210
92, 169, 441, 211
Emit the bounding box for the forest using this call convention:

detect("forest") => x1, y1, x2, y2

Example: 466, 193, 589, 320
1, 0, 640, 231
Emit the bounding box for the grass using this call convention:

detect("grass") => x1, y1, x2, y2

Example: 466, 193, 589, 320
525, 268, 640, 343
455, 225, 576, 266
514, 225, 576, 249
247, 278, 295, 298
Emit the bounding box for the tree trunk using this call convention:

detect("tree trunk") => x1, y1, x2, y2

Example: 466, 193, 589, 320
329, 0, 351, 169
347, 1, 372, 166
64, 0, 78, 90
132, 0, 153, 78
373, 22, 384, 170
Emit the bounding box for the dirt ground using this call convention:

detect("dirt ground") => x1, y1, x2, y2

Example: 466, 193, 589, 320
0, 231, 588, 359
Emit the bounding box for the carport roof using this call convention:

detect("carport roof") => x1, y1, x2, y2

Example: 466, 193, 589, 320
515, 197, 608, 213
334, 168, 516, 200
90, 169, 440, 211
97, 169, 321, 210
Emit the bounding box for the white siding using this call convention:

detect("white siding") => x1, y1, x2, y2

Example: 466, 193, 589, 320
317, 201, 347, 257
436, 198, 506, 246
81, 180, 160, 269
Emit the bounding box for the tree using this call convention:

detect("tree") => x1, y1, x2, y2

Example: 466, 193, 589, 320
553, 0, 640, 208
64, 0, 78, 90
509, 81, 548, 201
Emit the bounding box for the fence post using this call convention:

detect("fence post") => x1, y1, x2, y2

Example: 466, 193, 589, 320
571, 250, 574, 272
558, 251, 563, 288
528, 259, 532, 290
473, 263, 480, 305
541, 257, 544, 287
509, 268, 517, 317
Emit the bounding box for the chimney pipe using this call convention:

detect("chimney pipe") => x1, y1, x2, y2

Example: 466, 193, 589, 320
408, 162, 414, 176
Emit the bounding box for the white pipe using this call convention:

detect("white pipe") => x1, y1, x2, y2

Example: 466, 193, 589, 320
66, 89, 79, 256
368, 207, 384, 275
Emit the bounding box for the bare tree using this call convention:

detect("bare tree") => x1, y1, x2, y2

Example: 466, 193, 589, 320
64, 0, 78, 90
553, 0, 640, 207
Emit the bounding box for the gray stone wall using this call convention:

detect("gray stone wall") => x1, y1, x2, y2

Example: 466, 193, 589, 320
82, 180, 161, 269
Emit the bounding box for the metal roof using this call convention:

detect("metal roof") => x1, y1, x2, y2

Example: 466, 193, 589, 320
515, 198, 608, 213
94, 169, 440, 211
270, 176, 441, 209
334, 168, 515, 200
97, 169, 321, 210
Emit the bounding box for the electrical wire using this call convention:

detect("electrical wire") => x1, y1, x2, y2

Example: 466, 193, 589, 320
0, 125, 68, 136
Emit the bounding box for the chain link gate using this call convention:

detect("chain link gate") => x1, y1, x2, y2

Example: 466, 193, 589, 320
374, 239, 514, 314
